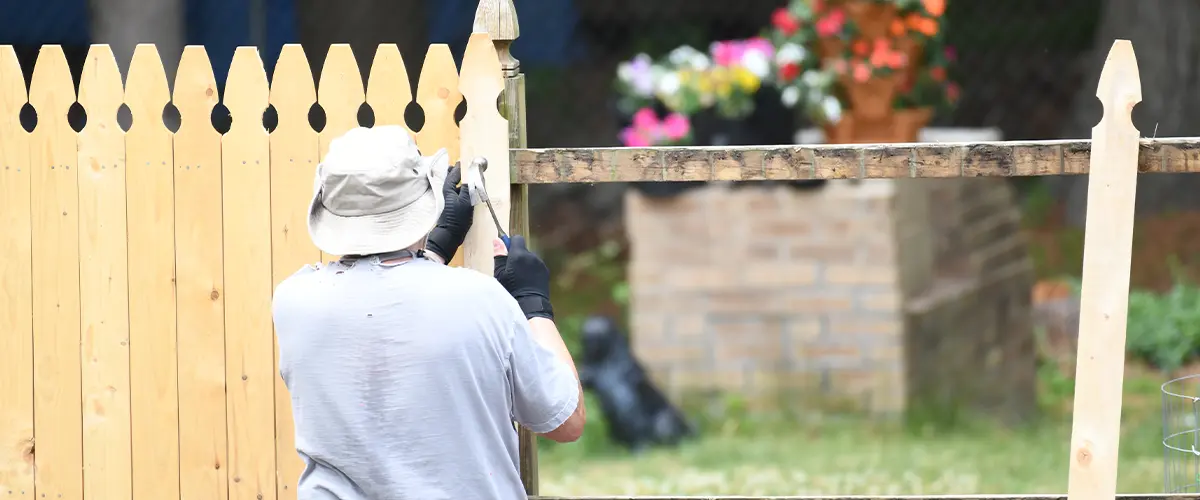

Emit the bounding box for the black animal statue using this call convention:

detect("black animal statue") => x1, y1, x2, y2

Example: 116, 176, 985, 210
578, 315, 694, 451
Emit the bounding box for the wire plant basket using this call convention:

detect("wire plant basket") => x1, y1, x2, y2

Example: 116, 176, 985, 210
1163, 373, 1200, 493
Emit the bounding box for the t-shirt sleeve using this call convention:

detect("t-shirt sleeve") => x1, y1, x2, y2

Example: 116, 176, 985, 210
505, 306, 579, 434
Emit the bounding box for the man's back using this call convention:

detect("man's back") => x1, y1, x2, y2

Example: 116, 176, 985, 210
272, 256, 572, 500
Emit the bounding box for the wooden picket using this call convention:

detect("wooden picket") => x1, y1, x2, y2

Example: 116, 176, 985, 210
0, 44, 34, 500
78, 44, 132, 500
265, 43, 317, 500
0, 35, 493, 500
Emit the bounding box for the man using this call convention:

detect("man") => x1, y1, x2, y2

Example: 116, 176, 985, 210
272, 126, 586, 499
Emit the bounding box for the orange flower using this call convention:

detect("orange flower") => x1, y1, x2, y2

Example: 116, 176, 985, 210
906, 15, 939, 36
852, 39, 870, 56
852, 62, 871, 82
930, 66, 946, 81
890, 19, 907, 36
922, 0, 945, 17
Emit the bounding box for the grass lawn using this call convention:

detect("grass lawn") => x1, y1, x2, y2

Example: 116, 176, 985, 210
536, 365, 1171, 496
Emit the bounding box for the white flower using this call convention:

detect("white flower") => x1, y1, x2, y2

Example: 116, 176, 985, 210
775, 43, 807, 65
801, 70, 822, 88
656, 72, 681, 96
781, 86, 801, 108
742, 50, 771, 79
821, 95, 842, 123
669, 46, 709, 70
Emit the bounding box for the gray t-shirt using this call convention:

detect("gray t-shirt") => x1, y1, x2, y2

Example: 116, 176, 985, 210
271, 256, 579, 500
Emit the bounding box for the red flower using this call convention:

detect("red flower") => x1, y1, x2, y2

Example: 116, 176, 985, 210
771, 8, 800, 36
946, 83, 961, 102
780, 62, 801, 82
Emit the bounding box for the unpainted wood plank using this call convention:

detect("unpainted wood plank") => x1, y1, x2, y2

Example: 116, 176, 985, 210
173, 45, 229, 500
76, 43, 132, 500
125, 43, 181, 500
222, 46, 277, 500
414, 44, 464, 266
266, 43, 318, 500
507, 138, 1200, 183
315, 44, 363, 263
365, 44, 413, 135
0, 44, 35, 500
459, 33, 508, 275
28, 44, 83, 500
1066, 39, 1142, 500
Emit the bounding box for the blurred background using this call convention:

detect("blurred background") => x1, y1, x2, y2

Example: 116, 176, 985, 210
7, 0, 1200, 495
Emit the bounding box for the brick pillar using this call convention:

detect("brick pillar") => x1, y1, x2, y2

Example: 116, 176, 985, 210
625, 181, 907, 414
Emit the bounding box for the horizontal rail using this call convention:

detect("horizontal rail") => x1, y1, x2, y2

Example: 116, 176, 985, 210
530, 494, 1195, 496
510, 137, 1200, 184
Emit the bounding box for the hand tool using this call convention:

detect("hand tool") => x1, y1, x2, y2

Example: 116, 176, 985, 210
462, 157, 511, 248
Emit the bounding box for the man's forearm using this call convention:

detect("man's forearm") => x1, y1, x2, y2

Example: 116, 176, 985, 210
527, 317, 579, 382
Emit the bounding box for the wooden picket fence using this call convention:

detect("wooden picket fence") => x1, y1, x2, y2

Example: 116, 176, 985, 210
1, 1, 1199, 500
0, 30, 510, 500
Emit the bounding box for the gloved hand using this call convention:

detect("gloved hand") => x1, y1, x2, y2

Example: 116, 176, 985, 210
493, 236, 555, 320
426, 162, 474, 263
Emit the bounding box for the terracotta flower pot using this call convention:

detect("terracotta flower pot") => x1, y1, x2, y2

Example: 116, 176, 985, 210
819, 39, 846, 61
844, 0, 898, 39
841, 73, 899, 122
892, 107, 934, 142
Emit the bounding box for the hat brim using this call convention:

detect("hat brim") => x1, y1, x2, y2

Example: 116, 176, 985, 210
307, 152, 447, 256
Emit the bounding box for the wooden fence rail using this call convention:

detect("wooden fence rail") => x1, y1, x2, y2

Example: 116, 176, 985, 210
509, 139, 1200, 184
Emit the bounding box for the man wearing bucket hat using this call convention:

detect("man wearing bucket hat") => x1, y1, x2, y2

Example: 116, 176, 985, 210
271, 126, 585, 500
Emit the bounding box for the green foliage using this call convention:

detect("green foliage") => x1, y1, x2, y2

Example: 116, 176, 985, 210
1125, 272, 1200, 372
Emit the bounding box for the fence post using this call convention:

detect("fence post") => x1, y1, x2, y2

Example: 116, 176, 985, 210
473, 0, 536, 495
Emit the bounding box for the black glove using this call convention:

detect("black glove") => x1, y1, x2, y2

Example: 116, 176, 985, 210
426, 162, 474, 263
493, 235, 555, 320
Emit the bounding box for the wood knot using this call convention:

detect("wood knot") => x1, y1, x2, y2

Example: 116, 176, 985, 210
210, 290, 220, 300
205, 87, 214, 97
1075, 447, 1092, 465
437, 88, 449, 99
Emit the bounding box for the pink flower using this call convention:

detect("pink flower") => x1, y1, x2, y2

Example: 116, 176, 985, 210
619, 126, 652, 147
711, 41, 744, 67
631, 107, 660, 131
944, 46, 957, 62
661, 113, 690, 141
744, 37, 775, 60
815, 9, 846, 37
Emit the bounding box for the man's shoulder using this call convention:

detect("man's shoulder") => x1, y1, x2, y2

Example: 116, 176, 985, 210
421, 262, 510, 297
273, 262, 325, 299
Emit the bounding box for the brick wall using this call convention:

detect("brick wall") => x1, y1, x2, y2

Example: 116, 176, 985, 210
624, 178, 1036, 421
626, 181, 906, 414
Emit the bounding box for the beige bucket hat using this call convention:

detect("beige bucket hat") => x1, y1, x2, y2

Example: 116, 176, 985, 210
307, 125, 450, 256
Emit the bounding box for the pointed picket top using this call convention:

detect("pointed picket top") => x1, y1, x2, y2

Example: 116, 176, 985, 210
0, 46, 26, 134
473, 0, 519, 42
173, 46, 219, 137
78, 45, 124, 136
224, 47, 269, 136
125, 45, 172, 139
317, 44, 364, 155
270, 44, 317, 135
414, 44, 461, 162
459, 33, 504, 119
1094, 40, 1137, 106
28, 45, 76, 132
366, 44, 413, 133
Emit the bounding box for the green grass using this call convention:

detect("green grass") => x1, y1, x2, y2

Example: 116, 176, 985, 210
536, 366, 1170, 496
